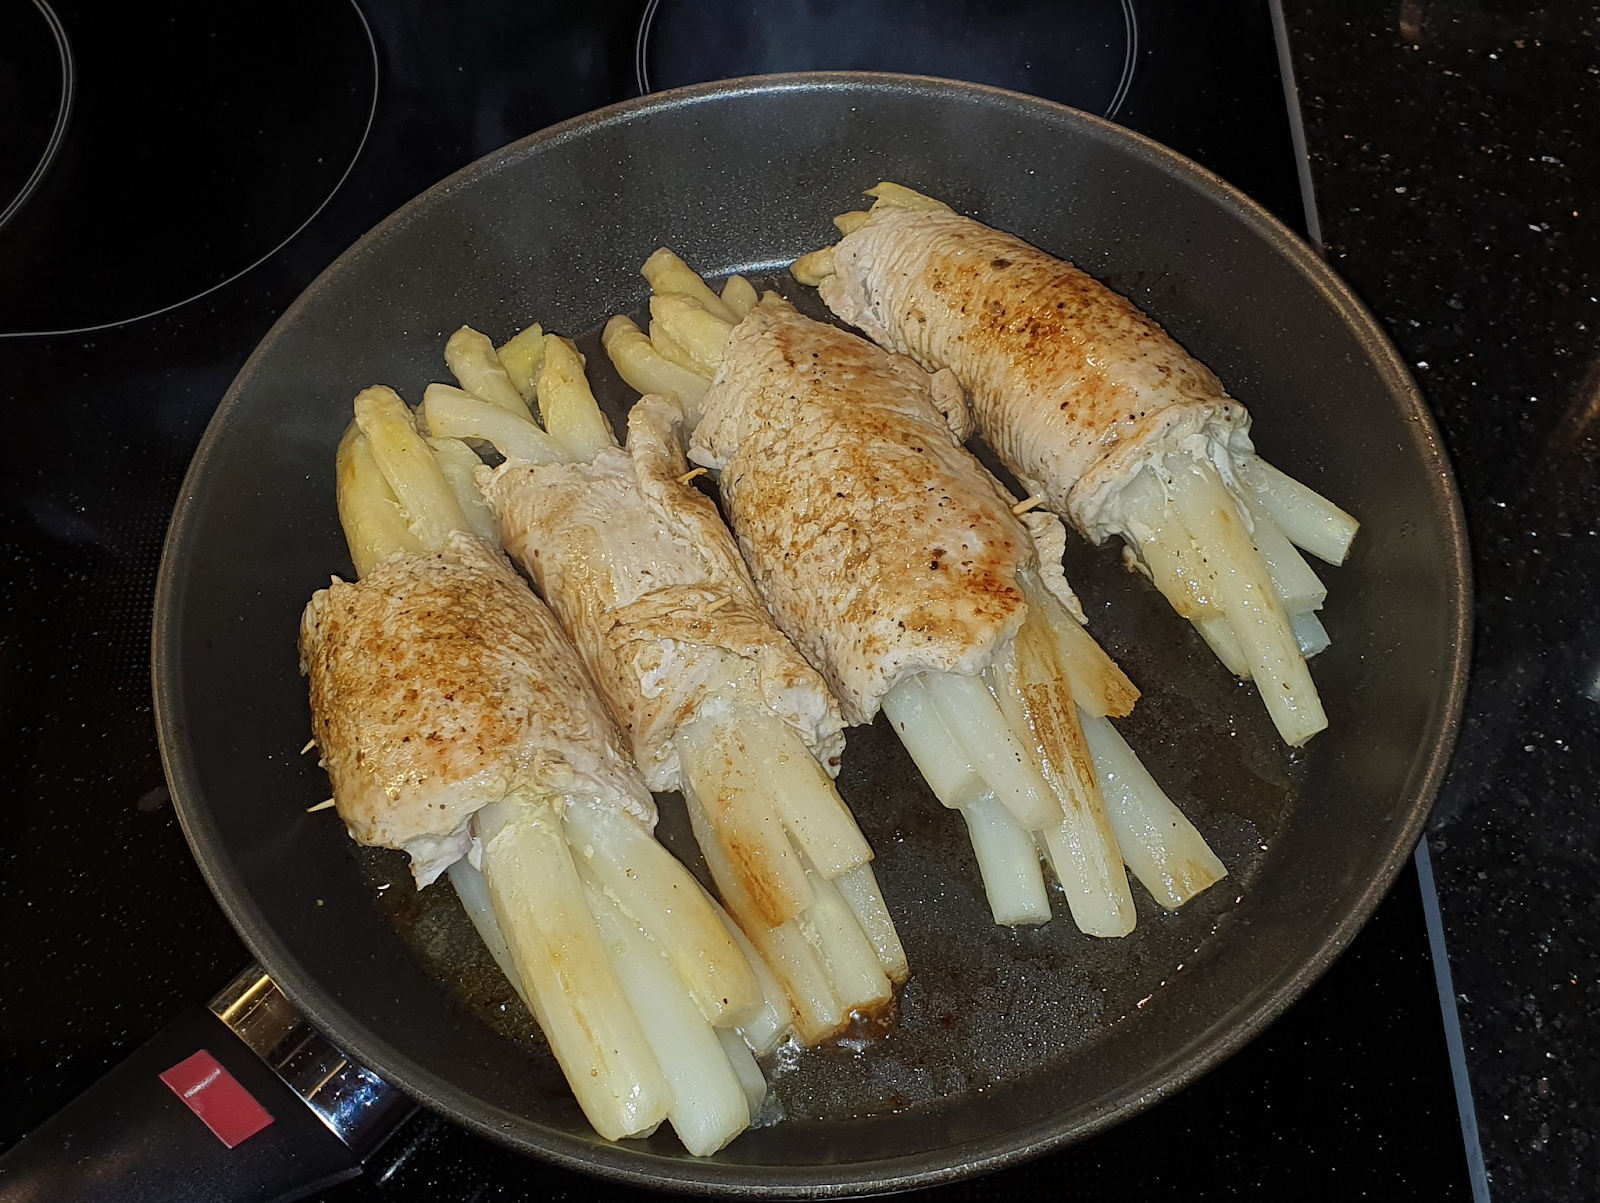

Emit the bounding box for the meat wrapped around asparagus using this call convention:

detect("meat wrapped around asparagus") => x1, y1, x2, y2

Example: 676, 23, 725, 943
301, 386, 771, 1153
795, 184, 1359, 748
607, 264, 1226, 936
426, 323, 906, 1045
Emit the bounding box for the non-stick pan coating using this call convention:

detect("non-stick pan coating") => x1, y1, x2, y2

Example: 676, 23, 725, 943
153, 75, 1470, 1197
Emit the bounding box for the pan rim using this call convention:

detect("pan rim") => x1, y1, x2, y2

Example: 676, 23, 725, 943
152, 70, 1472, 1197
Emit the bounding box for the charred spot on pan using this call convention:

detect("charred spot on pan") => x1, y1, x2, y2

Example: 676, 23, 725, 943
990, 257, 1012, 270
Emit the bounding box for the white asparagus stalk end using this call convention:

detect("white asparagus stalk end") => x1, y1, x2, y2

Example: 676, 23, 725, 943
791, 247, 836, 286
495, 323, 546, 401
446, 326, 533, 418
642, 247, 742, 325
335, 422, 424, 577
353, 385, 469, 551
536, 334, 618, 462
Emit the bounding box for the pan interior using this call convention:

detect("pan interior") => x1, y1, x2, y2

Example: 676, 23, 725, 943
155, 77, 1466, 1194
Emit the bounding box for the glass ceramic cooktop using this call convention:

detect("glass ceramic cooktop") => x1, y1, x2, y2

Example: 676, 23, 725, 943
0, 2, 1478, 1198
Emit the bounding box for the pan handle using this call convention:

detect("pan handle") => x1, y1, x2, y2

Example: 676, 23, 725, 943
0, 967, 415, 1203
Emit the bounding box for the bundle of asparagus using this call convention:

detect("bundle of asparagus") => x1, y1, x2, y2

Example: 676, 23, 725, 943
424, 320, 906, 1045
603, 257, 1225, 935
793, 183, 1359, 748
302, 389, 772, 1153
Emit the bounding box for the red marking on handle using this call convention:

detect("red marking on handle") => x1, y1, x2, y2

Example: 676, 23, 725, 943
159, 1050, 274, 1149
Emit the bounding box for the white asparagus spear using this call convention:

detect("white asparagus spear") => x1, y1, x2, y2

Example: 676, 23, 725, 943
1049, 598, 1140, 719
1234, 486, 1327, 616
1292, 610, 1332, 658
422, 383, 567, 465
1234, 454, 1359, 566
790, 247, 835, 287
989, 587, 1136, 937
800, 861, 892, 1013
536, 335, 618, 461
643, 247, 743, 324
1117, 458, 1328, 735
880, 676, 1051, 926
737, 704, 872, 878
579, 872, 751, 1155
1115, 453, 1336, 728
684, 780, 844, 1045
925, 672, 1061, 831
720, 274, 759, 319
650, 293, 734, 377
912, 647, 1134, 932
1194, 613, 1253, 677
336, 423, 423, 577
354, 385, 467, 547
446, 326, 533, 418
962, 792, 1053, 925
426, 435, 499, 546
880, 675, 987, 810
445, 858, 530, 1010
563, 793, 760, 1029
831, 864, 908, 983
678, 712, 817, 929
440, 323, 616, 463
460, 821, 756, 1156
602, 315, 710, 422
715, 1026, 769, 1119
1078, 713, 1227, 908
1164, 454, 1327, 746
496, 323, 546, 401
1116, 467, 1222, 622
833, 211, 873, 235
706, 893, 793, 1055
477, 795, 671, 1140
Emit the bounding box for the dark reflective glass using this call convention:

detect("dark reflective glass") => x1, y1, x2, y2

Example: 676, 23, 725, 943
0, 0, 375, 333
640, 0, 1134, 117
0, 0, 68, 226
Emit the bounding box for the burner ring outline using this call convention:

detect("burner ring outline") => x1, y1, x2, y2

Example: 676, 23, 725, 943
635, 0, 1139, 120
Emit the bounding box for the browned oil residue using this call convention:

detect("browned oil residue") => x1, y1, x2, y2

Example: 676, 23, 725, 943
820, 994, 900, 1050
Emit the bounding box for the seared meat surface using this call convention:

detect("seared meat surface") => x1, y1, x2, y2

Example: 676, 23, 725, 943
480, 395, 846, 790
819, 205, 1254, 540
691, 298, 1080, 725
298, 531, 653, 883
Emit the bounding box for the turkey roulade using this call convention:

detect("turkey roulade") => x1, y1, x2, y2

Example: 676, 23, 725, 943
426, 321, 906, 1046
616, 267, 1226, 938
795, 183, 1359, 748
301, 385, 769, 1154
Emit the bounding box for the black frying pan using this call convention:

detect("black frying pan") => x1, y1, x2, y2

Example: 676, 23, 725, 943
13, 76, 1473, 1199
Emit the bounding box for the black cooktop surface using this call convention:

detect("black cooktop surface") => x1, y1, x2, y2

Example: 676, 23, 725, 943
0, 1, 1476, 1198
